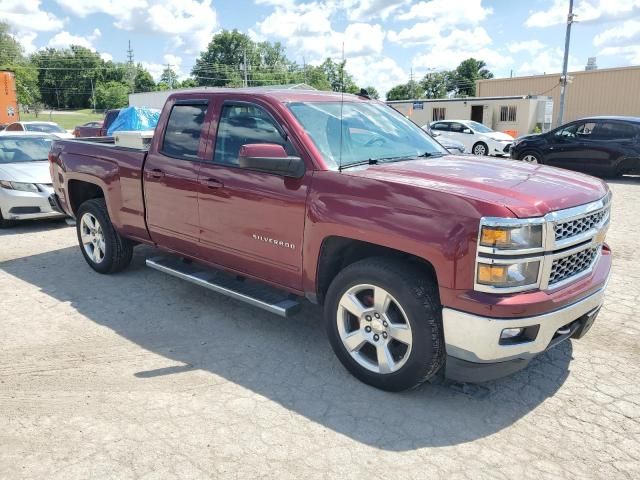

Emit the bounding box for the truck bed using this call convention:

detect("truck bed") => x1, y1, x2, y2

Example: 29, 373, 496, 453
51, 138, 150, 242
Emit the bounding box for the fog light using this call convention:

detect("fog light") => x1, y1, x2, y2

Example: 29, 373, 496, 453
500, 327, 524, 340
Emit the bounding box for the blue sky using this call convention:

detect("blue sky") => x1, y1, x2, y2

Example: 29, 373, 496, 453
3, 1, 639, 95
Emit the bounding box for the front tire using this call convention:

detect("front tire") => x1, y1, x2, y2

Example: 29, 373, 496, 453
472, 142, 488, 156
324, 257, 444, 391
76, 198, 133, 274
520, 151, 541, 164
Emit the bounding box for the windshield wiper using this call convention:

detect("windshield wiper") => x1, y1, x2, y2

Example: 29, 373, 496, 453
338, 158, 379, 171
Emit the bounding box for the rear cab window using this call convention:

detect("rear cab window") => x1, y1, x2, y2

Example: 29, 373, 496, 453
161, 103, 208, 160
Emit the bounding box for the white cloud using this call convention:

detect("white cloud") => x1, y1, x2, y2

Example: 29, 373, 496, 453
344, 0, 409, 21
526, 0, 640, 28
413, 46, 513, 73
54, 0, 218, 54
100, 52, 113, 62
516, 48, 581, 76
1, 0, 64, 31
47, 29, 102, 50
387, 21, 440, 46
11, 31, 38, 54
140, 54, 186, 82
508, 40, 546, 55
599, 45, 640, 64
254, 2, 385, 59
594, 18, 640, 47
346, 55, 407, 97
397, 0, 492, 25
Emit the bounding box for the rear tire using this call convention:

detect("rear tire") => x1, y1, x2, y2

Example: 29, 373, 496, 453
472, 142, 488, 156
76, 198, 133, 274
324, 257, 444, 392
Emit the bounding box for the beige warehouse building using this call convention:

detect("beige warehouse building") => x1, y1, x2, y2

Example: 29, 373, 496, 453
476, 65, 640, 126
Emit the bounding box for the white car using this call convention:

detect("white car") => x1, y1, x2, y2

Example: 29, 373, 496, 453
427, 120, 514, 156
0, 133, 65, 226
0, 121, 74, 139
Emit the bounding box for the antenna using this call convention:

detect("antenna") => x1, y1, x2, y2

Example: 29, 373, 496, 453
338, 42, 345, 172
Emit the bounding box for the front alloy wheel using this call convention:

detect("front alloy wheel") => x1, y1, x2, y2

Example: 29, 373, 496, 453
521, 153, 539, 164
80, 212, 106, 264
325, 257, 444, 391
337, 284, 413, 374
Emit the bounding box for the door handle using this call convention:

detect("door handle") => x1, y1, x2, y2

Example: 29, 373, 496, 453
201, 178, 224, 189
149, 168, 165, 179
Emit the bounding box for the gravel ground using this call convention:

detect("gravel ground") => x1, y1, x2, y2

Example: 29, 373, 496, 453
0, 179, 638, 479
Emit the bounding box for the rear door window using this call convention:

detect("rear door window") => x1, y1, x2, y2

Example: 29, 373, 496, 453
592, 121, 638, 141
161, 103, 208, 160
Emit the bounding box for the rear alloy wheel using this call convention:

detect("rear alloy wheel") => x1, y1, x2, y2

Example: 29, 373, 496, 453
76, 198, 133, 274
521, 152, 540, 164
325, 257, 444, 391
472, 142, 488, 156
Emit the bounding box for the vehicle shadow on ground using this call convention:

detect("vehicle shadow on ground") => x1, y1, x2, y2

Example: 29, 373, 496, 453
0, 245, 573, 451
0, 218, 70, 237
606, 174, 640, 186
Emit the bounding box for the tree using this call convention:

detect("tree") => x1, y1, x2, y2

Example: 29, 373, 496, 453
134, 66, 155, 92
192, 29, 252, 87
179, 78, 198, 89
0, 22, 41, 107
95, 81, 129, 109
420, 71, 453, 99
159, 67, 177, 89
385, 81, 423, 101
450, 58, 493, 96
364, 86, 379, 99
320, 58, 359, 93
32, 46, 103, 109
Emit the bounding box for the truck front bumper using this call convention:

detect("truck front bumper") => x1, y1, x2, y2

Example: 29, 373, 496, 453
442, 285, 606, 383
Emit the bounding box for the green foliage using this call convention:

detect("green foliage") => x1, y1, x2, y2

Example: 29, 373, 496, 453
134, 66, 155, 92
0, 22, 41, 106
420, 71, 453, 99
386, 81, 423, 101
95, 81, 129, 109
159, 67, 178, 89
364, 86, 380, 100
450, 58, 493, 97
0, 22, 23, 66
179, 78, 198, 89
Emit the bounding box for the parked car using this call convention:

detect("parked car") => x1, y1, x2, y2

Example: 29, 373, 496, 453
0, 133, 65, 226
511, 116, 640, 177
73, 121, 103, 138
49, 90, 611, 391
0, 121, 73, 139
429, 120, 514, 156
421, 124, 466, 154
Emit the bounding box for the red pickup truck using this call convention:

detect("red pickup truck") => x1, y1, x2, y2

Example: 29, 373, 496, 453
49, 89, 612, 391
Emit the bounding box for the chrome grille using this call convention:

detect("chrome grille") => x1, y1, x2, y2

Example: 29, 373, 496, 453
549, 247, 599, 285
554, 207, 608, 242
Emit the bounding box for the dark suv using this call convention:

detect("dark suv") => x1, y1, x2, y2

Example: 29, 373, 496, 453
511, 116, 640, 177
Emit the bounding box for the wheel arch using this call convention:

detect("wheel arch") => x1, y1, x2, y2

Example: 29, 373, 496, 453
314, 236, 439, 305
67, 179, 105, 216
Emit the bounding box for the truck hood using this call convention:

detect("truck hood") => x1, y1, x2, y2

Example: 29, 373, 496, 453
344, 156, 608, 218
0, 161, 53, 184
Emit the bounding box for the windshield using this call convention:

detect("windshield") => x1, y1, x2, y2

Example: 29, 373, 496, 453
288, 101, 446, 169
25, 123, 66, 133
0, 137, 53, 164
467, 121, 493, 133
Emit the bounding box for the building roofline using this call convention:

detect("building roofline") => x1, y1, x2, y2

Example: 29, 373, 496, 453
476, 64, 640, 83
386, 95, 551, 104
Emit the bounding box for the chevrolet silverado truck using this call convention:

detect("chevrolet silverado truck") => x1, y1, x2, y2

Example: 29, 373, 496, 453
49, 89, 612, 391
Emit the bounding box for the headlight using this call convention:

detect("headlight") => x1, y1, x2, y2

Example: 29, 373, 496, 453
477, 261, 540, 289
0, 181, 39, 192
480, 224, 543, 250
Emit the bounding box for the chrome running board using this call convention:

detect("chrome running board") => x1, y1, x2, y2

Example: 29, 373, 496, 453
146, 256, 301, 318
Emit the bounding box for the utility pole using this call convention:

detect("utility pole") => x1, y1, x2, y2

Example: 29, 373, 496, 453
557, 0, 575, 127
409, 67, 415, 99
242, 48, 248, 88
90, 77, 96, 113
166, 64, 173, 89
126, 40, 135, 93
